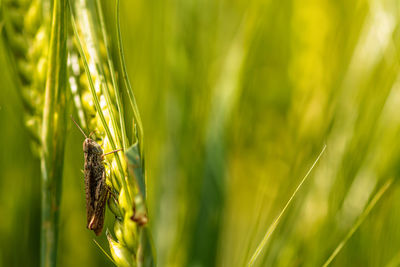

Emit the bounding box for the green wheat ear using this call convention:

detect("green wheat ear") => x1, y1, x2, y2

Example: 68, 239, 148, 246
1, 0, 51, 154
69, 0, 155, 265
2, 0, 68, 267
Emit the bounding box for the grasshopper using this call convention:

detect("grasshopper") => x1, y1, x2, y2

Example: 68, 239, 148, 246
71, 117, 121, 235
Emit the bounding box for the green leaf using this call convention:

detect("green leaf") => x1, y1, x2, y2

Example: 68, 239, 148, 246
137, 227, 156, 267
125, 142, 146, 199
125, 142, 147, 225
125, 143, 155, 266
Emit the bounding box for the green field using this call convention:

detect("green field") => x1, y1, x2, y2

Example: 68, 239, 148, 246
1, 0, 400, 266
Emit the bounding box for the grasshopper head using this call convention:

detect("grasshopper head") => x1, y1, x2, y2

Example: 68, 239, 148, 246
83, 138, 103, 155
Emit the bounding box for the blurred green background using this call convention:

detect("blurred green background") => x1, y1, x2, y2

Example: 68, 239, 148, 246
2, 0, 400, 266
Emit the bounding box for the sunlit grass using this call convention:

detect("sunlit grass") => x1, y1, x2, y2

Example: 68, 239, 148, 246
1, 0, 400, 266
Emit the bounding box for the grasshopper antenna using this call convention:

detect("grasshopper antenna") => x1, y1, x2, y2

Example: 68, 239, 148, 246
70, 115, 88, 139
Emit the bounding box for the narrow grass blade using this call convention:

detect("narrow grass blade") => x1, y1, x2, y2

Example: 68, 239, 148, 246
247, 144, 327, 266
115, 0, 145, 165
322, 178, 393, 267
93, 238, 118, 266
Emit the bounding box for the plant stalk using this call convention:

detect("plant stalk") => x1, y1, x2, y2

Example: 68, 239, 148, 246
40, 0, 68, 266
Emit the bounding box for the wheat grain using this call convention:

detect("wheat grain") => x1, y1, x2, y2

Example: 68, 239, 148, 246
2, 0, 51, 154
3, 1, 68, 267
69, 0, 154, 265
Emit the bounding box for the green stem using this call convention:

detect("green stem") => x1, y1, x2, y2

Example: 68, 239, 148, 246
40, 0, 68, 266
115, 0, 145, 168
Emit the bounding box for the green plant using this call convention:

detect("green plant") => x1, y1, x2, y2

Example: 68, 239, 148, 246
69, 0, 154, 265
2, 0, 400, 267
1, 0, 50, 154
2, 1, 68, 267
40, 0, 68, 266
2, 0, 151, 266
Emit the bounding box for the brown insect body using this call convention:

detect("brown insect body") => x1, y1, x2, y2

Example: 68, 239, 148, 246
70, 117, 118, 236
83, 138, 108, 236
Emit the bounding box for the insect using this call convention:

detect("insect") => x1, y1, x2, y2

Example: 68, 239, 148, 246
71, 117, 121, 235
